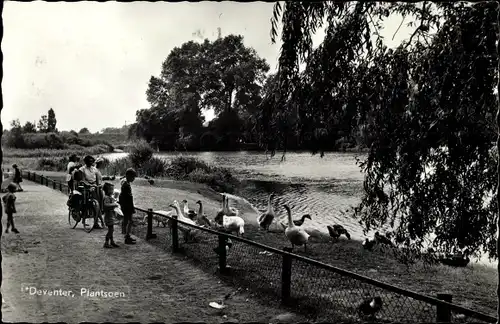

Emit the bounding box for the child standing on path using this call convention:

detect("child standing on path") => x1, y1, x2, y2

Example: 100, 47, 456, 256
102, 182, 119, 248
119, 168, 137, 245
3, 183, 19, 233
12, 164, 23, 192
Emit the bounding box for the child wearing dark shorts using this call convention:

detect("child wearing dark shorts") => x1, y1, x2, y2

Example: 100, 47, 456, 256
119, 168, 137, 245
3, 183, 19, 233
102, 182, 119, 248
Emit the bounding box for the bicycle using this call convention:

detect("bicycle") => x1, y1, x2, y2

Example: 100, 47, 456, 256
68, 184, 102, 233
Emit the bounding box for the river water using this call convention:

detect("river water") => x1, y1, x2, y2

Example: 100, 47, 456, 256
104, 151, 496, 266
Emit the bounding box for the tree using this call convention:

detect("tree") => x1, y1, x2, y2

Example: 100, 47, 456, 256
142, 35, 270, 150
266, 1, 500, 318
79, 127, 90, 134
47, 108, 57, 132
5, 119, 24, 148
22, 121, 37, 133
37, 115, 49, 133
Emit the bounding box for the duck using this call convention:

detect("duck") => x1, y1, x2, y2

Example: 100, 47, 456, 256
195, 200, 212, 227
327, 224, 351, 241
283, 204, 310, 253
358, 296, 382, 319
257, 193, 276, 230
213, 238, 233, 256
214, 207, 245, 237
182, 199, 197, 220
363, 238, 376, 251
148, 179, 155, 185
223, 194, 239, 217
374, 231, 393, 246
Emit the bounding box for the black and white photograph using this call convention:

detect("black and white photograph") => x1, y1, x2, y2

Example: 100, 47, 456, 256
1, 1, 499, 323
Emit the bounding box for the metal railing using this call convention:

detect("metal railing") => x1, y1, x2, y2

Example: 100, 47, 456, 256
19, 170, 498, 324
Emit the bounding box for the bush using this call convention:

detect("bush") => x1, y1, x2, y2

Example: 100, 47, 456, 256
128, 140, 154, 168
141, 157, 168, 177
37, 157, 68, 171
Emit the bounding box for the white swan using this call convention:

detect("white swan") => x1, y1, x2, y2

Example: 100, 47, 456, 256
214, 201, 245, 237
257, 193, 276, 230
223, 194, 239, 217
182, 199, 197, 220
283, 204, 310, 252
195, 200, 212, 227
169, 200, 196, 226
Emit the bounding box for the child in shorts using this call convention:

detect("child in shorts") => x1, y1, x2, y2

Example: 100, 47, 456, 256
102, 182, 119, 248
3, 183, 19, 233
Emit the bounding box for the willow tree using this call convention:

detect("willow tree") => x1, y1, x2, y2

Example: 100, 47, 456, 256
262, 1, 500, 318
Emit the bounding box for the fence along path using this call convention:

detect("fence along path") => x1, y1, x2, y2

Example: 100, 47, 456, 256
22, 170, 498, 323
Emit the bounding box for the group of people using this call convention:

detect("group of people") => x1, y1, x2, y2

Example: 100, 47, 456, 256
66, 154, 138, 247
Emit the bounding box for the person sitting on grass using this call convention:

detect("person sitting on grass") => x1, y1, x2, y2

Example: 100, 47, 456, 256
119, 168, 137, 245
3, 183, 19, 234
102, 182, 120, 248
78, 155, 103, 229
12, 164, 23, 192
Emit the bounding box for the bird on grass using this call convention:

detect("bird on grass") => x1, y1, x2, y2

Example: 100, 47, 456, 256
327, 224, 351, 241
358, 296, 382, 319
148, 179, 155, 185
209, 291, 237, 309
363, 238, 376, 251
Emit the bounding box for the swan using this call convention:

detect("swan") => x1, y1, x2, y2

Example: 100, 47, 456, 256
169, 200, 197, 242
195, 200, 212, 227
223, 194, 239, 217
280, 214, 312, 229
182, 199, 197, 220
257, 193, 276, 230
283, 204, 310, 252
215, 194, 226, 222
214, 206, 245, 236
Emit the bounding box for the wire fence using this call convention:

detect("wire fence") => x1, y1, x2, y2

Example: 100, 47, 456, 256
17, 170, 498, 324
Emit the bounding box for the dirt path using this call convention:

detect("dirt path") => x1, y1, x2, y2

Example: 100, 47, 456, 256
1, 180, 305, 323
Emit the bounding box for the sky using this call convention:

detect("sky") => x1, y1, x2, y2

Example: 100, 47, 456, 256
2, 2, 414, 133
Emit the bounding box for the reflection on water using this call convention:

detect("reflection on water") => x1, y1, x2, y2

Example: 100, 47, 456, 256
104, 151, 496, 266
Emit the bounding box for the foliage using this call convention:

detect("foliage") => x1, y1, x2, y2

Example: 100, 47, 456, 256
4, 145, 112, 158
47, 108, 57, 133
138, 34, 270, 151
22, 121, 37, 133
79, 127, 90, 134
128, 140, 154, 169
37, 156, 68, 171
37, 115, 49, 133
264, 2, 499, 260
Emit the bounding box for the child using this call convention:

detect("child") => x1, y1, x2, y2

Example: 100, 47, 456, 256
12, 164, 23, 192
119, 168, 137, 245
3, 183, 19, 233
113, 189, 124, 221
102, 182, 119, 248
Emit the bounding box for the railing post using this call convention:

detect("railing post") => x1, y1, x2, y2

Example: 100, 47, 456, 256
218, 234, 228, 274
53, 180, 56, 189
436, 293, 452, 323
27, 171, 30, 181
281, 247, 293, 305
40, 175, 44, 185
59, 182, 62, 192
146, 208, 157, 240
171, 215, 179, 253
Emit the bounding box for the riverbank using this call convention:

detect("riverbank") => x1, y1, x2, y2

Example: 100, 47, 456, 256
28, 170, 497, 317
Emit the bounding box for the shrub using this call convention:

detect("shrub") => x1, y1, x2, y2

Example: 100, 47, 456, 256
128, 140, 154, 168
141, 157, 168, 177
36, 156, 68, 171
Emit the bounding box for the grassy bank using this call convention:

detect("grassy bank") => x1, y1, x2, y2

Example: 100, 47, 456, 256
28, 169, 497, 320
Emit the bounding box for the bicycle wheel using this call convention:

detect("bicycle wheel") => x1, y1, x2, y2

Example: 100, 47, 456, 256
83, 199, 99, 233
68, 208, 79, 229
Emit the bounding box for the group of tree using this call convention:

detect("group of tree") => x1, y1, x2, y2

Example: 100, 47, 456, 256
263, 1, 499, 317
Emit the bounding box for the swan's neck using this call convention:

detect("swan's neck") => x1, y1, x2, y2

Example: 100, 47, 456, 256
198, 203, 203, 215
301, 215, 307, 222
286, 209, 294, 228
183, 202, 189, 212
266, 196, 274, 214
